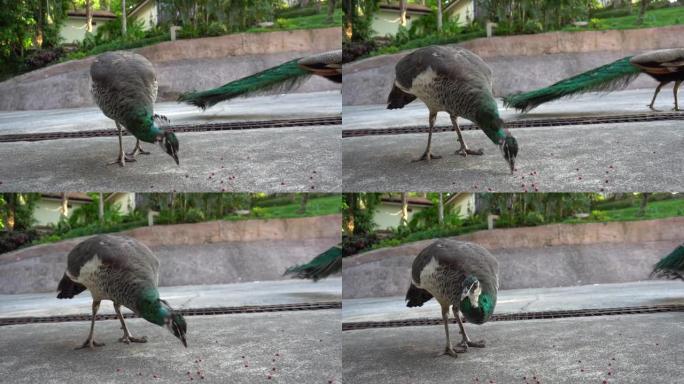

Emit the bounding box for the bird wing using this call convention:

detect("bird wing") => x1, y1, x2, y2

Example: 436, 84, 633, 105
90, 52, 158, 114
432, 239, 499, 293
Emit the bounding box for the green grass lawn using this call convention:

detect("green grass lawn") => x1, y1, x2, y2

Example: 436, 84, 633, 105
229, 195, 342, 220
584, 198, 684, 222
248, 9, 342, 32
564, 6, 684, 31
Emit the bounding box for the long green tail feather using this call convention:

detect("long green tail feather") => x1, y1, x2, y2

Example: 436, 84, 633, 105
178, 59, 310, 110
652, 244, 684, 280
284, 245, 342, 282
503, 56, 641, 113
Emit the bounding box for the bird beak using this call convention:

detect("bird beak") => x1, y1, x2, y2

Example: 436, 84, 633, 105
173, 154, 180, 166
179, 332, 187, 348
509, 158, 515, 174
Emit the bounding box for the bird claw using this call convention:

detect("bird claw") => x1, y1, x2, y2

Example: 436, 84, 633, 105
437, 346, 459, 358
119, 335, 147, 344
456, 147, 484, 157
412, 152, 442, 162
75, 339, 105, 350
648, 105, 661, 112
460, 339, 486, 348
108, 154, 136, 167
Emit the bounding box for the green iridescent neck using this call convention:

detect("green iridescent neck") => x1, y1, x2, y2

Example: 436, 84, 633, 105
138, 288, 169, 326
459, 292, 496, 324
476, 97, 506, 145
125, 111, 162, 143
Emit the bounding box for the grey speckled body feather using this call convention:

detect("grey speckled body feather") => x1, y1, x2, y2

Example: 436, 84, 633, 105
90, 51, 158, 126
60, 235, 159, 313
410, 239, 499, 306
392, 46, 495, 121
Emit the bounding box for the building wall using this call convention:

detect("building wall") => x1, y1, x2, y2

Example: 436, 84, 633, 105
449, 193, 475, 218
131, 1, 158, 31
109, 193, 136, 215
33, 199, 88, 227
59, 17, 112, 44
373, 204, 426, 230
446, 0, 474, 25
372, 10, 424, 37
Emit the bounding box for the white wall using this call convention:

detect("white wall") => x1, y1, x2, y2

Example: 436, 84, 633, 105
372, 10, 425, 37
131, 1, 158, 31
59, 17, 113, 44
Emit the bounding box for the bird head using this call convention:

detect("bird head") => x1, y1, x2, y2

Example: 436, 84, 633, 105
460, 275, 481, 305
157, 131, 180, 165
160, 299, 187, 347
499, 132, 518, 174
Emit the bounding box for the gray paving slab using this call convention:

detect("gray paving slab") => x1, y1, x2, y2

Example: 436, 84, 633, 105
0, 309, 341, 384
0, 278, 342, 318
0, 92, 341, 192
342, 89, 684, 192
342, 281, 684, 323
343, 312, 684, 384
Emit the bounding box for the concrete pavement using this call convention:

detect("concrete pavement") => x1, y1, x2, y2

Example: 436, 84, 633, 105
0, 91, 341, 192
342, 89, 684, 192
0, 279, 342, 383
342, 281, 684, 384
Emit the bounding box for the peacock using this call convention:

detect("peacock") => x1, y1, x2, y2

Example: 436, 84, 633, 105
57, 235, 187, 349
284, 245, 342, 282
504, 48, 684, 113
651, 243, 684, 280
91, 51, 179, 166
178, 49, 342, 110
406, 239, 499, 358
387, 45, 518, 173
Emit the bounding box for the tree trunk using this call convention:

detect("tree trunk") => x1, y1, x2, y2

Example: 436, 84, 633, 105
327, 0, 336, 23
438, 193, 444, 225
437, 0, 443, 32
122, 0, 127, 37
60, 193, 69, 219
399, 0, 407, 26
6, 194, 16, 231
343, 193, 357, 235
98, 193, 104, 224
637, 193, 651, 217
400, 193, 408, 227
636, 0, 648, 25
85, 0, 93, 32
298, 194, 309, 214
343, 0, 353, 39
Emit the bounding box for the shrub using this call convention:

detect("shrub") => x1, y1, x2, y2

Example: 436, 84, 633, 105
591, 210, 610, 222
185, 208, 206, 223
24, 47, 64, 71
206, 21, 228, 36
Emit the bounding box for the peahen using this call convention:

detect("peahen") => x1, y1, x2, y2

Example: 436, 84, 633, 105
504, 48, 684, 112
178, 49, 342, 110
406, 239, 499, 358
57, 235, 187, 349
651, 243, 684, 280
387, 45, 518, 173
284, 245, 342, 282
91, 51, 179, 166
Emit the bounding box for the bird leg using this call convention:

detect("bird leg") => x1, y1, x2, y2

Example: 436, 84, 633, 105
673, 80, 681, 111
76, 300, 105, 350
648, 83, 665, 111
451, 116, 483, 157
114, 303, 147, 344
108, 122, 136, 166
437, 303, 458, 358
453, 307, 486, 350
413, 112, 442, 162
126, 139, 151, 157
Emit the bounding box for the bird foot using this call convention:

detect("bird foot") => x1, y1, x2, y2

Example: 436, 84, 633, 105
456, 147, 484, 157
75, 339, 105, 350
459, 339, 486, 349
673, 107, 681, 112
119, 335, 148, 344
648, 105, 661, 112
412, 152, 442, 162
437, 346, 460, 358
108, 154, 136, 167
127, 146, 151, 157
